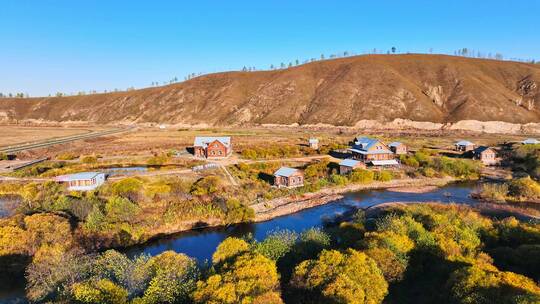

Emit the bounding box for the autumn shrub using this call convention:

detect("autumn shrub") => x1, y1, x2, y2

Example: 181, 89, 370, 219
194, 251, 283, 304
190, 176, 221, 196
110, 178, 143, 199
146, 154, 170, 166
374, 170, 393, 182
81, 155, 98, 164
350, 169, 374, 183
290, 249, 388, 304
224, 198, 254, 224
56, 152, 79, 160
448, 264, 540, 304
104, 196, 140, 223
330, 174, 348, 186
507, 177, 540, 200
478, 183, 508, 202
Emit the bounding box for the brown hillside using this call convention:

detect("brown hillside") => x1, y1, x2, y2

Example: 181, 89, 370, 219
1, 54, 540, 126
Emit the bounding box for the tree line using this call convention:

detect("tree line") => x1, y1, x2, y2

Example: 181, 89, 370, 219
1, 46, 538, 99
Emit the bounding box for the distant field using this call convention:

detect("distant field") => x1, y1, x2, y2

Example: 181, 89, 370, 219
0, 126, 105, 147
4, 125, 531, 159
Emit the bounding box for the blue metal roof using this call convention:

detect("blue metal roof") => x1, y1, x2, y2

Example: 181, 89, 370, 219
274, 167, 298, 177
339, 159, 359, 167
55, 172, 103, 181
522, 138, 539, 144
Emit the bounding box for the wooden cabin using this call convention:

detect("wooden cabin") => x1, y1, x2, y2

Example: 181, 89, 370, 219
55, 172, 106, 191
193, 136, 232, 159
473, 146, 498, 166
389, 142, 407, 155
348, 137, 395, 164
339, 159, 366, 175
455, 140, 475, 152
274, 167, 304, 188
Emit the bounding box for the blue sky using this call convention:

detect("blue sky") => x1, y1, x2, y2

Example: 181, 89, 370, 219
1, 1, 539, 96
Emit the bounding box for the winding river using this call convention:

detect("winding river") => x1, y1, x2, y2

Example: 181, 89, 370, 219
0, 182, 480, 303
125, 182, 477, 261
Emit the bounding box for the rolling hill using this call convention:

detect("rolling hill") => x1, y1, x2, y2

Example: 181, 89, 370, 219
1, 54, 540, 127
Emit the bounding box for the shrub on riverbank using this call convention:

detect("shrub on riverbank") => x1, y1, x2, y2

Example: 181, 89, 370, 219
479, 177, 540, 203
15, 204, 540, 303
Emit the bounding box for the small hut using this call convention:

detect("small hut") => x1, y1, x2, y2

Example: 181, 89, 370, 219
274, 167, 304, 188
455, 140, 475, 152
338, 159, 366, 175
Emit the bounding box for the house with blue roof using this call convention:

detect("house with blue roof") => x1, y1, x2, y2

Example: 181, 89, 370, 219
348, 136, 395, 164
274, 167, 304, 188
338, 159, 366, 175
54, 172, 106, 191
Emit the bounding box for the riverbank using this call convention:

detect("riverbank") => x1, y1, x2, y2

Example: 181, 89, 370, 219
252, 176, 456, 222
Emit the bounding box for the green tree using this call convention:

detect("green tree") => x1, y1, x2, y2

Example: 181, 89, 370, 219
105, 196, 141, 223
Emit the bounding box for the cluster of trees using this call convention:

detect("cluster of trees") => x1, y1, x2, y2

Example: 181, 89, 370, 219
8, 203, 539, 303
0, 92, 28, 98
240, 144, 317, 160
400, 149, 480, 179
453, 47, 539, 63
512, 143, 540, 179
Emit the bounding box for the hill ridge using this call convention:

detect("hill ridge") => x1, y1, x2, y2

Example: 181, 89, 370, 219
1, 54, 540, 126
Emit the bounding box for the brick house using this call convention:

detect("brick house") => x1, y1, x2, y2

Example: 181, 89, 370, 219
455, 140, 475, 152
473, 146, 498, 166
389, 142, 407, 155
193, 137, 232, 159
274, 167, 304, 188
348, 137, 395, 165
339, 159, 366, 175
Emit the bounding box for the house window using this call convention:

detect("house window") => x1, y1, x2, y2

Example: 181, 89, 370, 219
218, 150, 223, 155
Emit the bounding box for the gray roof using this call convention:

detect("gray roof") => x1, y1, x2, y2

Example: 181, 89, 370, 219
455, 140, 474, 146
389, 142, 403, 147
55, 172, 103, 181
274, 167, 299, 177
339, 159, 360, 167
193, 136, 231, 148
522, 138, 539, 144
309, 138, 319, 143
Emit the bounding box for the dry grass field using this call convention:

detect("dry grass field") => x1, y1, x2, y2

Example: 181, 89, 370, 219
0, 125, 107, 147
3, 124, 532, 160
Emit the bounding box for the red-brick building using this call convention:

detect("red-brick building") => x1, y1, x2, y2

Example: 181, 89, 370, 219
274, 167, 304, 188
193, 137, 232, 159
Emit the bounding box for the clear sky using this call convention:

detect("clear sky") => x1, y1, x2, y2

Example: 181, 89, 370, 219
1, 0, 539, 97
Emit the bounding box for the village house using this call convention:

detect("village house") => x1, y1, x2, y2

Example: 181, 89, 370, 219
473, 146, 498, 166
274, 167, 304, 188
192, 136, 232, 159
455, 140, 475, 152
522, 138, 540, 145
389, 142, 407, 155
348, 137, 398, 166
54, 172, 106, 191
308, 138, 319, 149
339, 159, 366, 175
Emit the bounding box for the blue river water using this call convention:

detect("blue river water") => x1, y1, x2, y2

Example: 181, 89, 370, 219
125, 182, 477, 261
0, 182, 478, 303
